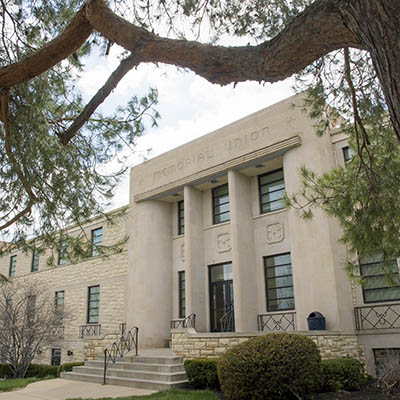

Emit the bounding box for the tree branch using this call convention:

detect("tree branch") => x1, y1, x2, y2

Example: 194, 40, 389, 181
59, 53, 140, 145
86, 0, 362, 85
0, 5, 92, 88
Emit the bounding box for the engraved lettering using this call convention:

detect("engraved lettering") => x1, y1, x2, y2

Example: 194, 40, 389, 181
250, 130, 259, 141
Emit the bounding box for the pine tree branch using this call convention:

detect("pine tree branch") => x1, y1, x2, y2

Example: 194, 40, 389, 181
59, 53, 140, 145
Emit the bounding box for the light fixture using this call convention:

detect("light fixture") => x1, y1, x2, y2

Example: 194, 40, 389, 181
255, 164, 264, 169
210, 179, 218, 184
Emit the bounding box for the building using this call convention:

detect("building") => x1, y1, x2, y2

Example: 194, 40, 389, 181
1, 94, 399, 375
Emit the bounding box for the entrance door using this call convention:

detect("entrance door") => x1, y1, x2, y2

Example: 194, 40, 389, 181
209, 262, 235, 332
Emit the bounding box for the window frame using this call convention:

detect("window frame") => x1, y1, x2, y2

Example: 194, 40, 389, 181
55, 290, 65, 308
342, 146, 356, 164
177, 201, 184, 236
87, 285, 100, 324
51, 348, 61, 366
264, 252, 295, 312
9, 255, 16, 277
359, 255, 400, 304
58, 241, 67, 266
91, 227, 103, 257
258, 168, 286, 215
31, 248, 39, 272
212, 183, 230, 224
178, 271, 185, 318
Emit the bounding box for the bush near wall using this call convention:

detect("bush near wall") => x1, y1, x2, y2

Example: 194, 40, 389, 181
0, 362, 84, 379
218, 333, 321, 400
319, 357, 372, 392
184, 359, 220, 390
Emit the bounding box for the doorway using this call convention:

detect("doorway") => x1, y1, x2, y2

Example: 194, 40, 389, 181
209, 262, 235, 332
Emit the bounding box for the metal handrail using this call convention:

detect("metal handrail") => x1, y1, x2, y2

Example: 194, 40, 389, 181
258, 312, 296, 332
354, 303, 400, 330
220, 305, 235, 332
103, 326, 139, 384
170, 313, 196, 329
79, 324, 101, 338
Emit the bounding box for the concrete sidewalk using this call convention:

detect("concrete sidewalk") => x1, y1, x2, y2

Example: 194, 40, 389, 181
0, 378, 156, 400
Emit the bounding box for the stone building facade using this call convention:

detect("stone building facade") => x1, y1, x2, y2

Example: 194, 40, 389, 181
1, 94, 399, 375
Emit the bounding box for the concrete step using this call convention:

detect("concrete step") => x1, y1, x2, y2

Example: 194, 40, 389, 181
72, 366, 187, 382
85, 360, 185, 373
60, 371, 188, 391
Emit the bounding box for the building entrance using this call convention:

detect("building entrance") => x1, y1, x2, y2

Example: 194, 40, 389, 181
209, 262, 235, 332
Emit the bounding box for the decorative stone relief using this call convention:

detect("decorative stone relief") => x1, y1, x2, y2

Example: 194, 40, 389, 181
217, 233, 231, 253
266, 223, 284, 244
181, 243, 185, 261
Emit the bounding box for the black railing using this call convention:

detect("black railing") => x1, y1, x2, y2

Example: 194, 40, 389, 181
120, 323, 126, 336
354, 303, 400, 330
170, 313, 196, 329
258, 312, 296, 332
103, 326, 139, 384
79, 324, 101, 338
220, 305, 235, 332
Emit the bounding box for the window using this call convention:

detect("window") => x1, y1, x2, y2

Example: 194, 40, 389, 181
91, 227, 103, 257
342, 146, 355, 164
359, 254, 400, 303
177, 201, 184, 235
87, 285, 100, 324
259, 169, 285, 214
58, 241, 67, 266
178, 271, 185, 318
212, 184, 230, 224
264, 253, 295, 312
9, 255, 16, 277
26, 295, 36, 326
31, 248, 39, 272
51, 348, 61, 366
55, 291, 65, 307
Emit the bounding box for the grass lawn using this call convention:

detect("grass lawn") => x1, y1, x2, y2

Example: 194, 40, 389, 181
67, 389, 219, 400
0, 377, 51, 392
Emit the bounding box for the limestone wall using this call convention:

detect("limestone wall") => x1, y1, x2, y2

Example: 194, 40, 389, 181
172, 329, 365, 363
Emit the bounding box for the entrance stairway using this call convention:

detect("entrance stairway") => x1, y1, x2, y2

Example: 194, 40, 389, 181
61, 349, 188, 391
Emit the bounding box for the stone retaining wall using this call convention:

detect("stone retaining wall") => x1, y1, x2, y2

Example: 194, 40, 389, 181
172, 329, 365, 363
84, 333, 120, 360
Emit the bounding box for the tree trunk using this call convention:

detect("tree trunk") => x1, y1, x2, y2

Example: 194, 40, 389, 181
339, 0, 400, 140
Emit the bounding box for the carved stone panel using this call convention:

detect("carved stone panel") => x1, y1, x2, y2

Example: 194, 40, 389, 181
266, 223, 284, 244
217, 233, 231, 253
181, 243, 185, 261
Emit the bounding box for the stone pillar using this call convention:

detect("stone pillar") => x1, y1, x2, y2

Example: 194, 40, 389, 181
284, 133, 355, 332
228, 170, 258, 331
127, 200, 172, 348
184, 185, 206, 331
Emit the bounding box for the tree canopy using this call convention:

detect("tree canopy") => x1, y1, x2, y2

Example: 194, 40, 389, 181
0, 0, 399, 265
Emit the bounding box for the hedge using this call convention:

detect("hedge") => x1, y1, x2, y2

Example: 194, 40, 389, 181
184, 359, 220, 390
0, 362, 84, 379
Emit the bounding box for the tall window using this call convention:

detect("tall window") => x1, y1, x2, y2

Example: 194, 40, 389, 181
259, 169, 285, 214
178, 271, 186, 318
342, 146, 355, 164
58, 241, 67, 266
55, 291, 65, 308
9, 255, 16, 277
26, 295, 36, 326
264, 253, 295, 312
178, 201, 184, 235
91, 227, 103, 257
212, 184, 230, 224
360, 254, 400, 303
87, 285, 100, 324
31, 248, 39, 272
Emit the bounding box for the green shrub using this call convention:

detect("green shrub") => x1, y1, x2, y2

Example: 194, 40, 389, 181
218, 333, 321, 400
0, 364, 12, 379
57, 362, 84, 375
25, 364, 59, 378
184, 359, 220, 390
319, 357, 371, 392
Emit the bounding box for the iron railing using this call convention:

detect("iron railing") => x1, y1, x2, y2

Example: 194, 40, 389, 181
258, 312, 296, 332
79, 324, 101, 338
220, 305, 235, 332
103, 326, 139, 384
354, 303, 400, 330
120, 323, 126, 336
170, 313, 196, 329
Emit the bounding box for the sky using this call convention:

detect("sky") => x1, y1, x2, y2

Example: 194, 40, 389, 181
77, 47, 295, 209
